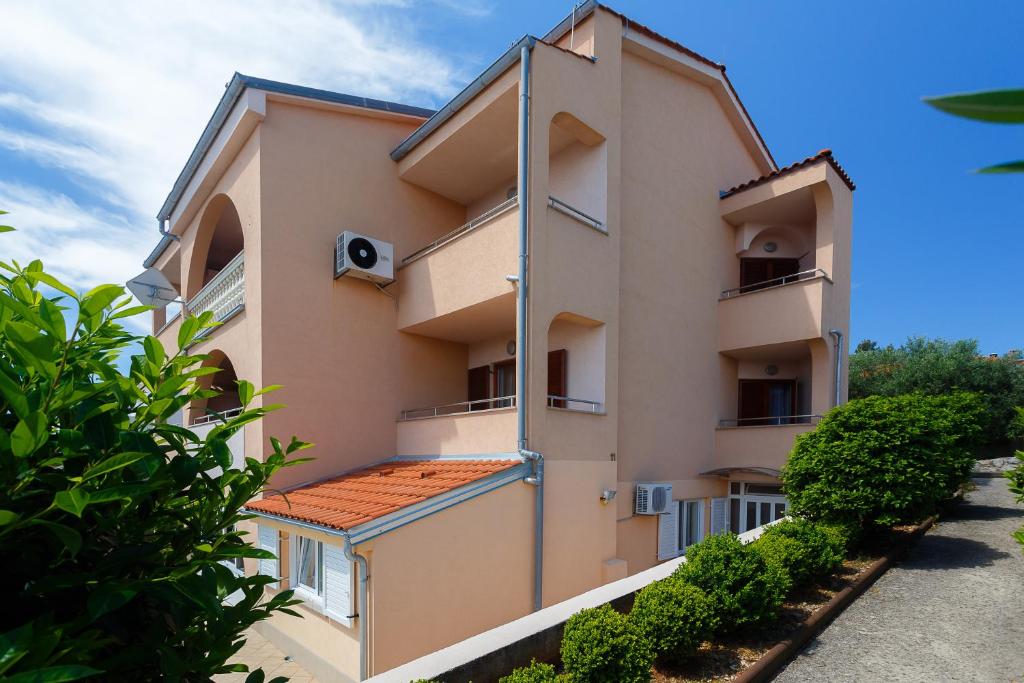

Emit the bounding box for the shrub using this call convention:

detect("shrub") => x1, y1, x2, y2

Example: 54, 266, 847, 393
673, 534, 787, 633
759, 519, 845, 586
560, 604, 653, 683
783, 393, 987, 528
0, 238, 310, 680
750, 534, 803, 592
499, 659, 559, 682
629, 577, 716, 659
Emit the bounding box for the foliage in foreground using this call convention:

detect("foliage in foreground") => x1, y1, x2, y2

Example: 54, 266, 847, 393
849, 337, 1024, 445
560, 604, 653, 683
672, 533, 788, 634
757, 518, 845, 586
923, 87, 1024, 173
0, 236, 309, 681
1006, 413, 1024, 552
783, 392, 986, 527
498, 658, 562, 682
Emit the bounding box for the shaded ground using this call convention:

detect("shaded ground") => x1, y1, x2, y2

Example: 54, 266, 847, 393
773, 477, 1024, 683
213, 628, 318, 682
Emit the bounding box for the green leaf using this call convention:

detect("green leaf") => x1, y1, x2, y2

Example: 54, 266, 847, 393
27, 271, 79, 300
54, 489, 90, 518
30, 520, 82, 555
0, 510, 19, 526
143, 336, 165, 365
177, 316, 200, 349
976, 160, 1024, 174
37, 298, 67, 340
80, 284, 125, 319
87, 585, 137, 620
0, 225, 14, 233
0, 369, 29, 419
4, 665, 103, 682
109, 304, 152, 320
12, 412, 49, 457
81, 452, 147, 481
196, 543, 213, 553
244, 670, 265, 683
254, 384, 283, 397
0, 622, 32, 675
237, 379, 254, 407
923, 88, 1024, 123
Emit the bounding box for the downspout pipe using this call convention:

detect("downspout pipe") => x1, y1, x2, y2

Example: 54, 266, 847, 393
515, 39, 545, 614
158, 218, 180, 242
828, 328, 844, 408
342, 535, 370, 681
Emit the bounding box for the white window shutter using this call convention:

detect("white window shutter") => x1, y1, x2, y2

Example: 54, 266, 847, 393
710, 497, 729, 535
257, 525, 279, 588
657, 502, 679, 561
323, 544, 354, 627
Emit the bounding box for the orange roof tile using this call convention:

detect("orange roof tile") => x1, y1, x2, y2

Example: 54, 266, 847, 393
721, 149, 856, 198
244, 459, 522, 531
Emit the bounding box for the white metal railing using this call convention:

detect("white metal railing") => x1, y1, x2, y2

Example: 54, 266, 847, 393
402, 198, 518, 266
718, 414, 822, 428
548, 195, 606, 233
188, 252, 245, 323
190, 406, 243, 427
720, 268, 829, 299
547, 395, 604, 413
399, 396, 517, 420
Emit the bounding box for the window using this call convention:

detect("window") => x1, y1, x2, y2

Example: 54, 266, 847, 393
738, 379, 798, 425
739, 257, 800, 292
678, 499, 704, 550
292, 535, 324, 604
728, 482, 789, 533
221, 525, 246, 576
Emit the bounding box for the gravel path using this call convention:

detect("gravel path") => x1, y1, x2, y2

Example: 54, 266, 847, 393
774, 477, 1024, 683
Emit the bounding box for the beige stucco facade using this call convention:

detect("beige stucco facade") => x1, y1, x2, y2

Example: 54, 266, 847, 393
145, 5, 852, 680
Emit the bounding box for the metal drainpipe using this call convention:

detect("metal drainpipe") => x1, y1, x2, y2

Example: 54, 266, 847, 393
828, 328, 844, 407
342, 535, 370, 681
515, 40, 544, 614
158, 217, 180, 241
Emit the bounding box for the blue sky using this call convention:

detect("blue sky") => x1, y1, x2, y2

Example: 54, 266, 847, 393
0, 1, 1020, 352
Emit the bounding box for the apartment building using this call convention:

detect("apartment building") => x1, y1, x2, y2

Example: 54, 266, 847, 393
141, 3, 853, 680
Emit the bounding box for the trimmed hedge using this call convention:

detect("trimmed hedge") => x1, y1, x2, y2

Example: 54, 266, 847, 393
499, 659, 561, 682
630, 577, 716, 659
757, 518, 845, 586
673, 533, 787, 633
783, 392, 986, 527
561, 604, 653, 683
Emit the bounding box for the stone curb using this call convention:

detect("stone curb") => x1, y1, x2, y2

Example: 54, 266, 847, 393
732, 514, 938, 683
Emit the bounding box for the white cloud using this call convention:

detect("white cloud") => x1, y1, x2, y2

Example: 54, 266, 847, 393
0, 0, 473, 329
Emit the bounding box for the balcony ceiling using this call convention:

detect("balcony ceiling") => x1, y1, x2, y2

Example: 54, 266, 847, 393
721, 339, 813, 362
401, 292, 516, 344
722, 185, 816, 227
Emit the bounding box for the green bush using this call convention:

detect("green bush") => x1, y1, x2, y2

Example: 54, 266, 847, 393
0, 227, 310, 681
499, 659, 560, 682
750, 534, 803, 591
783, 393, 986, 527
758, 519, 845, 586
629, 576, 715, 659
673, 534, 787, 633
560, 604, 653, 683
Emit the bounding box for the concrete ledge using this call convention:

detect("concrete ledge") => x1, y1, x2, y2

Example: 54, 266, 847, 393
733, 514, 938, 683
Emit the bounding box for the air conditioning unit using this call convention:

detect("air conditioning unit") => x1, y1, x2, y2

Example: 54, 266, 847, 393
335, 231, 394, 284
635, 482, 673, 515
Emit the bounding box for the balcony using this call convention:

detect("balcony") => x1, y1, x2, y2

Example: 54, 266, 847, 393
718, 271, 831, 353
396, 401, 517, 457
714, 417, 820, 473
189, 251, 245, 325
397, 201, 518, 342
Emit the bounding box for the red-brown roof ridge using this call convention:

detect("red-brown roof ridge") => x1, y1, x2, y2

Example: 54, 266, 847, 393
721, 148, 856, 198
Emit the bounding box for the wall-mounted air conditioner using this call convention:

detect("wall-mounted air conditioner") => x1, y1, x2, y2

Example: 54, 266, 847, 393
335, 231, 394, 284
635, 482, 673, 515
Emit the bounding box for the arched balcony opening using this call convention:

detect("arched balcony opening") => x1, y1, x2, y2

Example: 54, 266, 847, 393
190, 350, 243, 426
546, 312, 606, 413
185, 194, 246, 323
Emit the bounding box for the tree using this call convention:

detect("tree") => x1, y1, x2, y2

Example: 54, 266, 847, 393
0, 214, 309, 681
924, 88, 1024, 172
849, 336, 1024, 444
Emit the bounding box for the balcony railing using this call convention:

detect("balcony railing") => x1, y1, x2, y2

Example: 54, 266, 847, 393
718, 415, 822, 428
400, 396, 517, 421
720, 268, 829, 299
189, 252, 245, 323
547, 395, 604, 413
402, 198, 518, 266
191, 406, 243, 427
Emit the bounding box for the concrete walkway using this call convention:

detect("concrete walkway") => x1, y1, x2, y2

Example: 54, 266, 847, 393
774, 477, 1024, 683
213, 628, 317, 682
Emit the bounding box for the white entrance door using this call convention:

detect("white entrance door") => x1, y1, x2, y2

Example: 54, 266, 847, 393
740, 495, 789, 532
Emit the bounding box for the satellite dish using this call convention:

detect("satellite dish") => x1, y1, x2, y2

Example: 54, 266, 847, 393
126, 268, 182, 307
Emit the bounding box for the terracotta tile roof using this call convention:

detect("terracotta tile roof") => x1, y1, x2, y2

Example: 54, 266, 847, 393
244, 459, 522, 531
721, 149, 856, 198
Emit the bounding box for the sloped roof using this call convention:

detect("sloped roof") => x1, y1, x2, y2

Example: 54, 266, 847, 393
721, 149, 856, 198
245, 458, 523, 532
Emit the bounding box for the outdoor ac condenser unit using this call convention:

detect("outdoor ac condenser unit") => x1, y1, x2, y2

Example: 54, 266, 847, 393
335, 231, 394, 284
635, 482, 673, 515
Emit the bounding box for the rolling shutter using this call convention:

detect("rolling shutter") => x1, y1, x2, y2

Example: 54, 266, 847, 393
657, 502, 680, 561
257, 525, 279, 588
323, 544, 354, 627
710, 497, 729, 535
